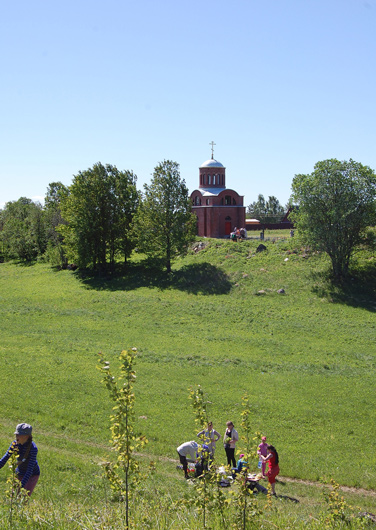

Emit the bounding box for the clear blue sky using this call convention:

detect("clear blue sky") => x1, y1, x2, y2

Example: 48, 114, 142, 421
1, 0, 375, 210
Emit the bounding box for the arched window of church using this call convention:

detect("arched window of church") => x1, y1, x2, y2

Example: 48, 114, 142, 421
208, 175, 211, 185
213, 175, 216, 185
233, 198, 236, 205
206, 198, 210, 205
195, 196, 200, 206
225, 195, 231, 205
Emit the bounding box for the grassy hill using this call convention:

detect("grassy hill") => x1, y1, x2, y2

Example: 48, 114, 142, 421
0, 231, 375, 527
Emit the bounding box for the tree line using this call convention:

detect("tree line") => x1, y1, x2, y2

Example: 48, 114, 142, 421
0, 160, 196, 273
246, 194, 286, 223
1, 157, 376, 280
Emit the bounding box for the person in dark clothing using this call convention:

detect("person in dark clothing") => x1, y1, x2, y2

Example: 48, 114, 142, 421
223, 421, 238, 468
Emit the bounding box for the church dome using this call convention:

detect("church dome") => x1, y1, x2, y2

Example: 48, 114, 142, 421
200, 158, 225, 169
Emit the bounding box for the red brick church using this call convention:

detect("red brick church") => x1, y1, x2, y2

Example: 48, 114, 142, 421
190, 146, 246, 238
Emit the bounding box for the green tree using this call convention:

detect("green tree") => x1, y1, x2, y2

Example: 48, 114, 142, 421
230, 394, 263, 530
0, 209, 4, 260
44, 182, 69, 268
247, 194, 285, 223
133, 160, 196, 273
45, 181, 69, 211
1, 198, 47, 261
247, 194, 266, 219
291, 158, 376, 280
266, 195, 285, 217
189, 386, 218, 529
59, 163, 138, 271
98, 348, 147, 530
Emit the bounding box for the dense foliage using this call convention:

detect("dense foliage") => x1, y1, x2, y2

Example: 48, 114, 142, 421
59, 163, 139, 271
0, 197, 47, 261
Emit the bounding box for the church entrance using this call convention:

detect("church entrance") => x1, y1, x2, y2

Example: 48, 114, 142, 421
225, 218, 232, 236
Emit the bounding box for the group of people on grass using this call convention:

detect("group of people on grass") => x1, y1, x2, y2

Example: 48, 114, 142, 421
0, 420, 279, 498
177, 420, 280, 495
230, 227, 247, 241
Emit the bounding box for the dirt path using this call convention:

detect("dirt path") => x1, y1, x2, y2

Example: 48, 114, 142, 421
142, 449, 376, 499
279, 476, 376, 498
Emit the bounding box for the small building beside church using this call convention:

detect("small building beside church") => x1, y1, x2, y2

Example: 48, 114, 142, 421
190, 155, 246, 238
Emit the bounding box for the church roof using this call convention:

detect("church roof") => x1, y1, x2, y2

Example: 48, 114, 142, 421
200, 187, 226, 196
200, 158, 225, 169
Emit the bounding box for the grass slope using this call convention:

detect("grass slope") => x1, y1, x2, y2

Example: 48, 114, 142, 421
0, 232, 375, 515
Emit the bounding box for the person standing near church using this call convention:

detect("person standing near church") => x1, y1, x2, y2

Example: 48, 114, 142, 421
223, 421, 238, 468
0, 423, 40, 495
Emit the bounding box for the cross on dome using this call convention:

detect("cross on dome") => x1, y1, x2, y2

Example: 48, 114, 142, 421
209, 141, 216, 159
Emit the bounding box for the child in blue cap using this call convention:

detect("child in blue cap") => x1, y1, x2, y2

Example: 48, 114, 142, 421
0, 423, 40, 495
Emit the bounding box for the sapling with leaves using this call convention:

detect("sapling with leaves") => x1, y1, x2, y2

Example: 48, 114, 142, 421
5, 441, 19, 526
189, 385, 220, 529
98, 348, 148, 530
238, 393, 260, 470
230, 393, 263, 530
189, 385, 209, 435
4, 442, 29, 526
322, 479, 359, 528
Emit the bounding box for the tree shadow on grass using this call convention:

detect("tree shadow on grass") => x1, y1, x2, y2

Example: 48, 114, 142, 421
311, 261, 376, 312
12, 259, 37, 267
75, 261, 233, 295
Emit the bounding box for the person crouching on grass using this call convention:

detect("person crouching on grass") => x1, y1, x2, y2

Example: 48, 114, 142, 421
0, 423, 40, 495
177, 441, 199, 479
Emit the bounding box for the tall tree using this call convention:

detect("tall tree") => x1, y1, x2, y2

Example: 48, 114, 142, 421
44, 182, 69, 268
59, 163, 138, 271
266, 195, 285, 217
133, 160, 196, 273
291, 158, 376, 280
247, 194, 266, 218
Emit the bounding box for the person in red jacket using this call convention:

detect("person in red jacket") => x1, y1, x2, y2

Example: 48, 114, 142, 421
261, 444, 279, 495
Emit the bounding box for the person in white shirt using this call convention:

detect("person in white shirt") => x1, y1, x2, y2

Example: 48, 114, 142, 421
177, 441, 198, 479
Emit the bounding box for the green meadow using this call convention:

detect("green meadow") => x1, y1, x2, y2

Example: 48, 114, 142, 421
0, 231, 376, 527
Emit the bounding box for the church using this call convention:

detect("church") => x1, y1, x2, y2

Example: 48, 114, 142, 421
190, 145, 246, 238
